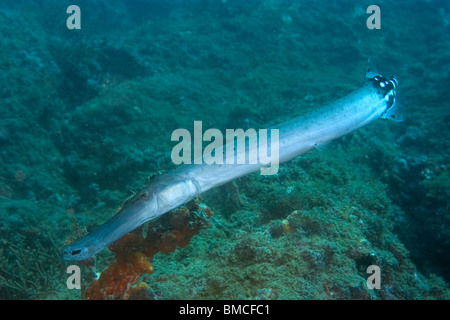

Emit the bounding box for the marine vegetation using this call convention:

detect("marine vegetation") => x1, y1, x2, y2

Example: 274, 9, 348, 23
83, 197, 213, 300
0, 0, 449, 300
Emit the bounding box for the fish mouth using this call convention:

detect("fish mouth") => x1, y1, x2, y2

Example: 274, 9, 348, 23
62, 245, 89, 261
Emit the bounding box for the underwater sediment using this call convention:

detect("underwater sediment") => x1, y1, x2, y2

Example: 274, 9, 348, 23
0, 0, 449, 299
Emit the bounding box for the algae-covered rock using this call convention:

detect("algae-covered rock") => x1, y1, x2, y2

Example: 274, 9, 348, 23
0, 0, 449, 300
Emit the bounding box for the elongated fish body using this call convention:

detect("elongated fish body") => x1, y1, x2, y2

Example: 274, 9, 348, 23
62, 62, 400, 261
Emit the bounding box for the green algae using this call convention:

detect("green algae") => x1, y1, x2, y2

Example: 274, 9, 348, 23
0, 0, 449, 299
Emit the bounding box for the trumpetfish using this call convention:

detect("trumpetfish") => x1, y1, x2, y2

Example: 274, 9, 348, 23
62, 60, 401, 261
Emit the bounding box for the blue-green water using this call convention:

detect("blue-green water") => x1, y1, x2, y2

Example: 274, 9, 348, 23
0, 0, 449, 300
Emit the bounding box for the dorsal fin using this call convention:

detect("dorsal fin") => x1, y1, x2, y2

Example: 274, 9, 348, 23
365, 58, 379, 80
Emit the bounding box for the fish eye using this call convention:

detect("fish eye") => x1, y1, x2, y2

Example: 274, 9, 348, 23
139, 191, 150, 199
71, 249, 82, 255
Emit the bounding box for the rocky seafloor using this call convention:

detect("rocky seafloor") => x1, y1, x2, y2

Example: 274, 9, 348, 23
0, 0, 449, 299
